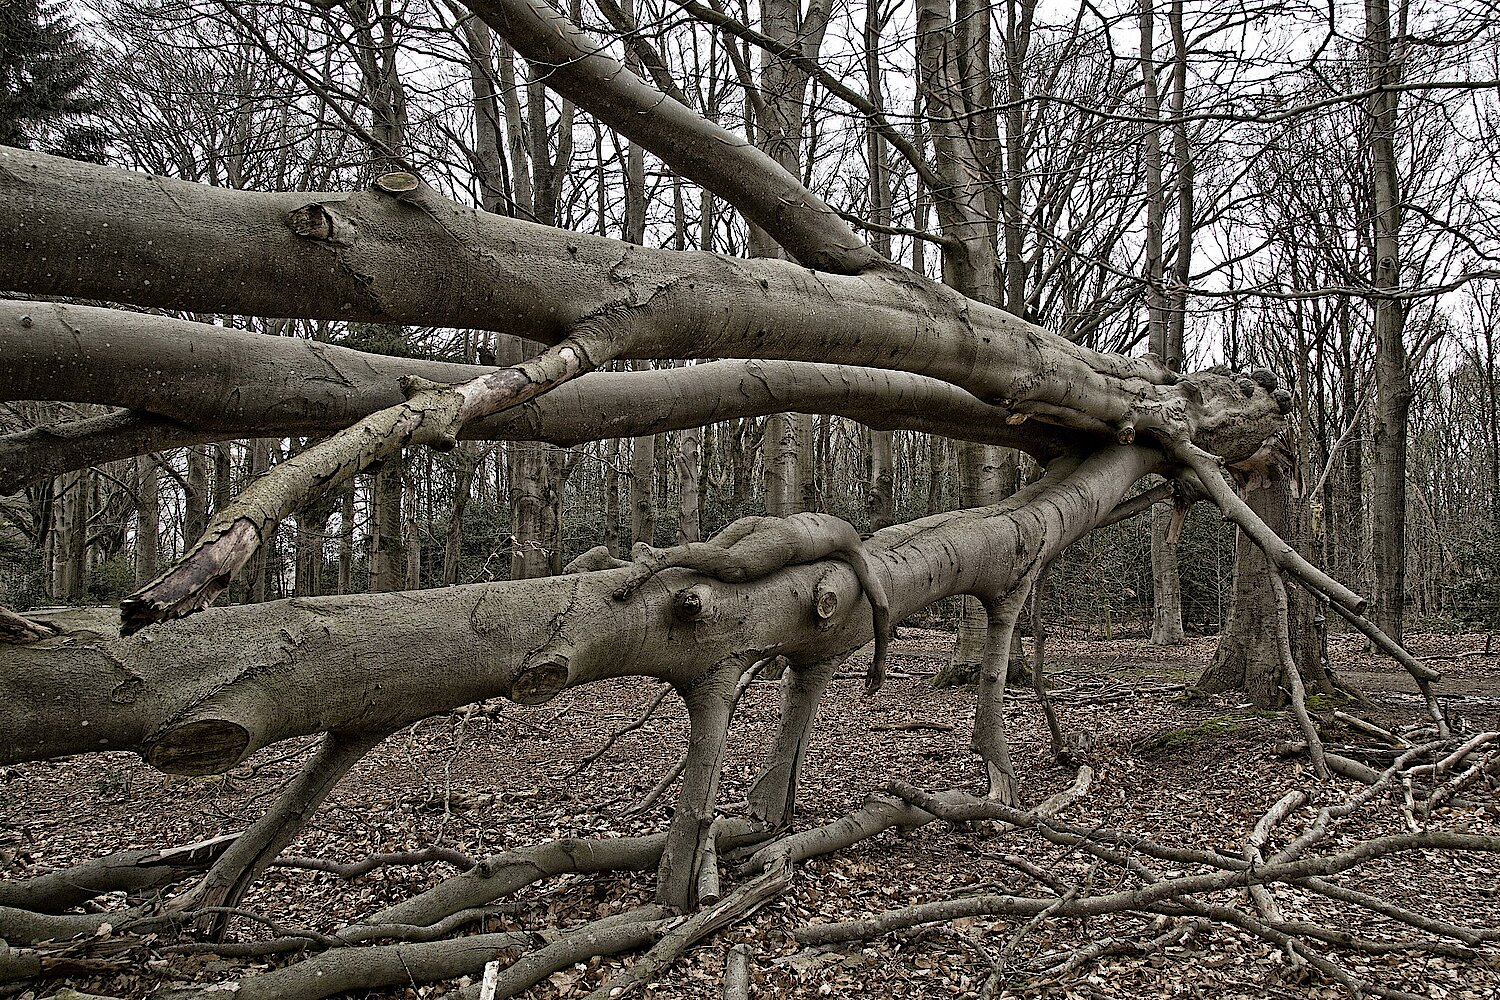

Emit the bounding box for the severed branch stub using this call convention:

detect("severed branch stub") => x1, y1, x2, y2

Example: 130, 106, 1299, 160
611, 513, 892, 694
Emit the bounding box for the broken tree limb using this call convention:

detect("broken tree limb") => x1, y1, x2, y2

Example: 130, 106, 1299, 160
1268, 571, 1329, 779
1175, 444, 1364, 611
1243, 789, 1307, 923
120, 326, 615, 633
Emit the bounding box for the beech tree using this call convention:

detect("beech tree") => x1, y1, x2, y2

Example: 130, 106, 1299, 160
0, 0, 1495, 997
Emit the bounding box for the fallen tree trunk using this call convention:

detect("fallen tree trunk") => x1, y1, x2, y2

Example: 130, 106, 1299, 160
0, 446, 1157, 773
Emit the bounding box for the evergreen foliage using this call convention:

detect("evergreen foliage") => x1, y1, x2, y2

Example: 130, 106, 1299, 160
0, 0, 102, 161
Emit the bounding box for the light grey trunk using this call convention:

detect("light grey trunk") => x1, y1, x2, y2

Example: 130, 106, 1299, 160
867, 429, 895, 531
676, 426, 702, 544
51, 470, 87, 603
370, 455, 404, 593
630, 431, 658, 549
134, 454, 159, 587
1140, 0, 1185, 645
763, 413, 800, 517
184, 446, 210, 547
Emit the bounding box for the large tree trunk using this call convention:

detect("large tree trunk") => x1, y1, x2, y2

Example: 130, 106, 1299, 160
2, 446, 1159, 773
1200, 451, 1332, 706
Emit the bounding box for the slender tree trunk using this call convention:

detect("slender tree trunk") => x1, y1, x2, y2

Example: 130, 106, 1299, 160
752, 0, 826, 515
1140, 0, 1185, 645
51, 470, 87, 603
337, 488, 355, 595
245, 439, 274, 604
403, 464, 421, 590
213, 443, 232, 514
603, 436, 621, 556
184, 446, 210, 548
1366, 0, 1410, 644
370, 455, 403, 593
443, 443, 478, 585
763, 413, 800, 517
134, 454, 159, 587
676, 426, 702, 543
867, 429, 895, 531
630, 430, 658, 549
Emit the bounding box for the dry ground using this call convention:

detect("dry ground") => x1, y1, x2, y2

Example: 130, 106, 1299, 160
3, 628, 1498, 999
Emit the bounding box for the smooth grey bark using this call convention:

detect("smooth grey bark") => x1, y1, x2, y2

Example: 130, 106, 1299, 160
866, 429, 895, 531
1140, 0, 1185, 647
0, 148, 1279, 465
763, 413, 799, 517
676, 427, 702, 544
630, 432, 658, 549
0, 446, 1158, 773
0, 304, 1103, 494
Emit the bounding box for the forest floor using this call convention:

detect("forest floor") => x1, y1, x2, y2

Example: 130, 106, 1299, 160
3, 628, 1498, 1000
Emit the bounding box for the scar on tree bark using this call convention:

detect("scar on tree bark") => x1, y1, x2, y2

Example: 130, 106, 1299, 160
612, 513, 892, 693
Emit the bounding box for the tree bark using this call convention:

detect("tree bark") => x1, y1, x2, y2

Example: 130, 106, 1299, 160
1365, 0, 1410, 644
1, 446, 1159, 773
134, 454, 159, 587
1200, 451, 1331, 706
